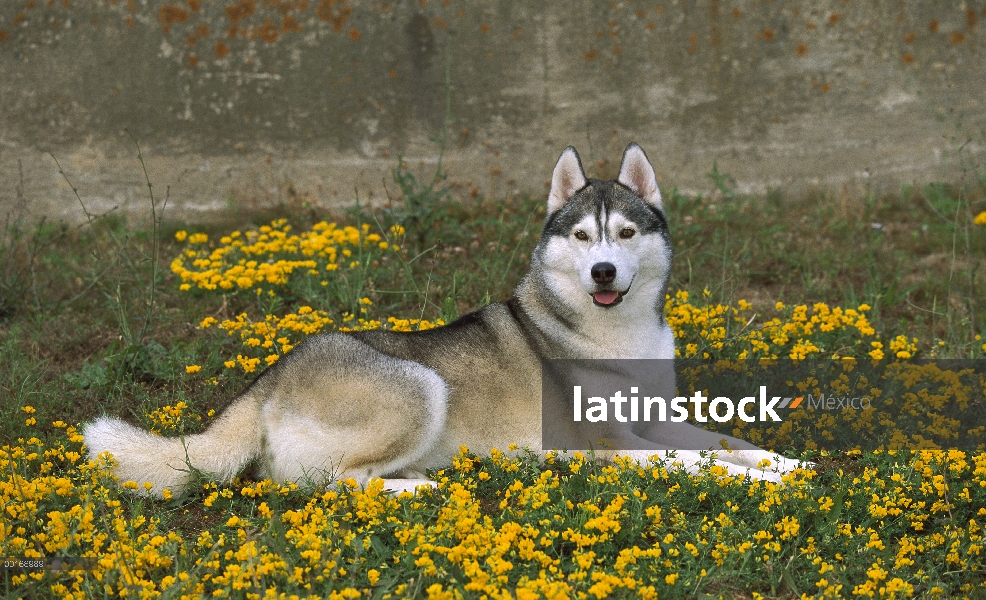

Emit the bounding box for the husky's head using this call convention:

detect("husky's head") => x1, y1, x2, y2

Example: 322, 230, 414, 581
528, 143, 672, 321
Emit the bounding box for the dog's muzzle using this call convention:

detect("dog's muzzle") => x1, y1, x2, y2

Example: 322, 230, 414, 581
590, 262, 630, 307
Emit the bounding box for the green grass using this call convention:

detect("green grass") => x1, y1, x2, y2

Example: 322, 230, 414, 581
5, 175, 984, 424
1, 163, 985, 598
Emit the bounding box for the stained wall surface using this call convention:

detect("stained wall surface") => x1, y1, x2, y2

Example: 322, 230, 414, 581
1, 1, 985, 221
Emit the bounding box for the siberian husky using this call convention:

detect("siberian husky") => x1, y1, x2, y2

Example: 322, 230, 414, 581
84, 143, 800, 497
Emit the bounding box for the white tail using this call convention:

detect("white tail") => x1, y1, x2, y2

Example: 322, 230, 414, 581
83, 395, 264, 497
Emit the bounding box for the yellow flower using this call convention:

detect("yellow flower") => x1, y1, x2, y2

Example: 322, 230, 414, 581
185, 365, 202, 374
974, 211, 986, 225
174, 230, 188, 241
775, 515, 800, 540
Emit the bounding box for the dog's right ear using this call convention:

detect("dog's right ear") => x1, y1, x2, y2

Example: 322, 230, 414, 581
547, 146, 587, 215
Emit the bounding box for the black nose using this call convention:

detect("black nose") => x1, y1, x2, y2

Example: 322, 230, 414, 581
591, 262, 617, 284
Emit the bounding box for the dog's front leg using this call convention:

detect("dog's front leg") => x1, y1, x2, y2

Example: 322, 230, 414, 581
608, 447, 788, 483
378, 477, 436, 494
632, 420, 810, 480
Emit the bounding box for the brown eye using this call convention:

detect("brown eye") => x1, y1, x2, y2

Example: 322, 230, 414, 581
574, 230, 589, 241
620, 227, 636, 239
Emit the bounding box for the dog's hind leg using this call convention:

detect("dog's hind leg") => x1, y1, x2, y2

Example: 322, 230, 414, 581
260, 334, 448, 488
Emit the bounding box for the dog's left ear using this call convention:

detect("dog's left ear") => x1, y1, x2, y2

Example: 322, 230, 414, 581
618, 143, 662, 210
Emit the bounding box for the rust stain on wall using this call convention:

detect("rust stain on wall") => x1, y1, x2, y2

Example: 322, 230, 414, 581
226, 0, 256, 23
282, 14, 302, 33
260, 18, 278, 41
214, 40, 231, 57
709, 0, 722, 47
316, 0, 350, 32
159, 4, 190, 33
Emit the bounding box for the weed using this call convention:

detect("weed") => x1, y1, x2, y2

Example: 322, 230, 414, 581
705, 160, 735, 199
387, 155, 453, 248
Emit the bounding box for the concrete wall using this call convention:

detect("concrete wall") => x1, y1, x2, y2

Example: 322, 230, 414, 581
2, 1, 985, 223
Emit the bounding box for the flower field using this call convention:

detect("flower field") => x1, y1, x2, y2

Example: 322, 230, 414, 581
3, 425, 986, 599
3, 190, 986, 598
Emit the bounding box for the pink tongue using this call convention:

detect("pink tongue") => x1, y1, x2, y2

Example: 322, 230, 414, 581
593, 290, 619, 305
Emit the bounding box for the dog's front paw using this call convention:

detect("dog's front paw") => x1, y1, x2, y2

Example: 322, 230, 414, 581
743, 467, 785, 484
380, 478, 435, 494
763, 455, 816, 477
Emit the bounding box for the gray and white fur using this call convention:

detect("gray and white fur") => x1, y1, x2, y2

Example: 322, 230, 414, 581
84, 143, 801, 497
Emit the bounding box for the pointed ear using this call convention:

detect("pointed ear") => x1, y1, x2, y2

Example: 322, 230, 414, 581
547, 146, 587, 215
617, 143, 662, 209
